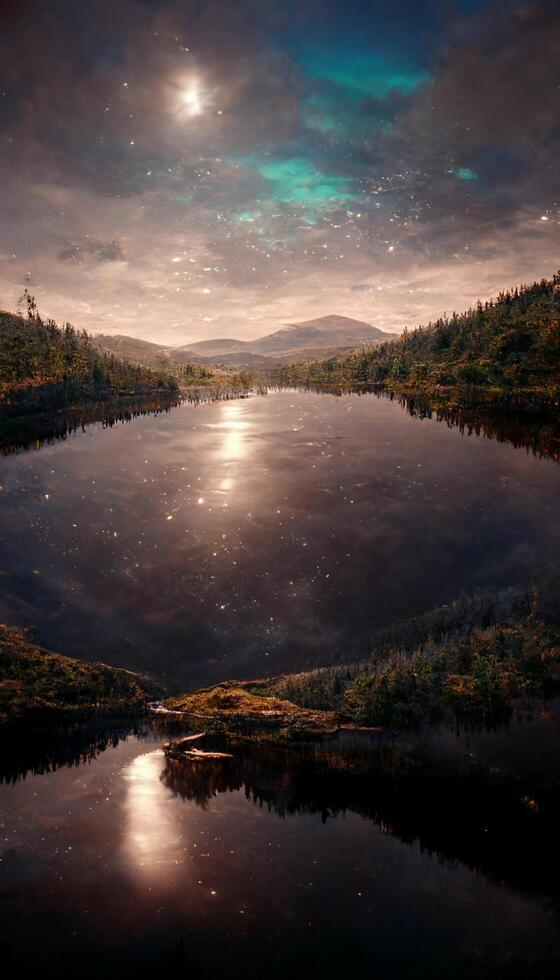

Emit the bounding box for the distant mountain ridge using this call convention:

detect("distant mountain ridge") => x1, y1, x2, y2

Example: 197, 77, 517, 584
94, 334, 170, 368
252, 315, 394, 354
95, 315, 398, 368
176, 338, 249, 356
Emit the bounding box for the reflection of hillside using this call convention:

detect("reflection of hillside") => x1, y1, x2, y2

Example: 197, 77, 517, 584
3, 386, 559, 463
0, 715, 199, 784
396, 391, 560, 464
0, 395, 181, 456
163, 736, 560, 907
0, 388, 244, 456
287, 385, 560, 463
4, 718, 560, 907
0, 721, 143, 784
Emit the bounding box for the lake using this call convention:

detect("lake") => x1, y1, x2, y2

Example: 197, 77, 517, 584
2, 388, 560, 978
1, 716, 560, 979
0, 389, 559, 687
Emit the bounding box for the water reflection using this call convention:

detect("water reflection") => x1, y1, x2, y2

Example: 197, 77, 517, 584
217, 402, 250, 463
0, 388, 247, 457
395, 390, 560, 464
2, 386, 559, 463
4, 714, 560, 909
215, 400, 252, 498
287, 384, 560, 463
1, 389, 559, 686
0, 716, 188, 785
0, 720, 140, 784
0, 394, 181, 456
2, 720, 560, 978
163, 727, 560, 907
122, 749, 184, 880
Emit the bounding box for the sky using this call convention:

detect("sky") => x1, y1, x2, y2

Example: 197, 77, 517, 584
0, 0, 559, 344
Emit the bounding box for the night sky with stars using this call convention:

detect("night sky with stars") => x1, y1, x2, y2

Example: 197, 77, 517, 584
1, 0, 559, 343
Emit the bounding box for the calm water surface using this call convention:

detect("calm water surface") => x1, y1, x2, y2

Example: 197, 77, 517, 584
0, 389, 559, 686
1, 719, 560, 979
2, 391, 560, 978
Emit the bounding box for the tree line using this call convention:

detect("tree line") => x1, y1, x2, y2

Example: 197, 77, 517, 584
267, 583, 560, 728
272, 273, 560, 412
0, 291, 250, 418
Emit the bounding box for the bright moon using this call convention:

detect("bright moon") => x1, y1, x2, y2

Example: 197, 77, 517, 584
182, 84, 202, 115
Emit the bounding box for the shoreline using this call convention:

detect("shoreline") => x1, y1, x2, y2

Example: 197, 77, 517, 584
0, 378, 252, 424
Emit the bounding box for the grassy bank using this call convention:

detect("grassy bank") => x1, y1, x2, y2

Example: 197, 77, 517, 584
165, 682, 340, 736
265, 586, 560, 729
4, 586, 560, 736
0, 625, 161, 727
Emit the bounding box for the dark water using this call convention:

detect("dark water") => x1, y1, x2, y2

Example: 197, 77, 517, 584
0, 389, 559, 686
1, 717, 560, 979
3, 391, 560, 978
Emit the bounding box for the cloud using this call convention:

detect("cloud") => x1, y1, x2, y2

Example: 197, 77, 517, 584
58, 239, 125, 265
0, 0, 559, 342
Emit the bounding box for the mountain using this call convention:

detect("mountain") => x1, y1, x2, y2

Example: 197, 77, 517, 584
95, 334, 170, 367
93, 333, 245, 370
175, 338, 249, 356
95, 315, 397, 369
251, 315, 397, 354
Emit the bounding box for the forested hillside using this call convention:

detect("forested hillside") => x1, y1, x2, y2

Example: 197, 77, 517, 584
0, 291, 233, 418
274, 274, 560, 412
0, 625, 160, 727
265, 584, 560, 728
0, 292, 182, 417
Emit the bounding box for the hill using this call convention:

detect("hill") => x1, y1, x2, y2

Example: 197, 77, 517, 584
0, 625, 160, 727
97, 315, 397, 369
274, 274, 560, 413
176, 337, 249, 356
0, 295, 180, 419
252, 315, 396, 354
94, 333, 171, 367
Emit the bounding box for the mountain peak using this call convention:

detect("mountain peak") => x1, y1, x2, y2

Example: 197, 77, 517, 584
252, 315, 396, 354
286, 314, 377, 332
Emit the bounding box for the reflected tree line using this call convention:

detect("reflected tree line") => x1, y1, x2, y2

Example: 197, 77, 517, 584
163, 729, 560, 910
0, 720, 141, 784
265, 383, 560, 463
3, 713, 560, 910
1, 383, 558, 462
395, 390, 560, 464
0, 387, 249, 456
0, 715, 182, 784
